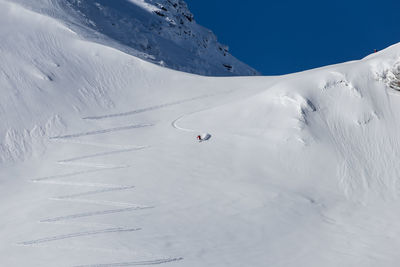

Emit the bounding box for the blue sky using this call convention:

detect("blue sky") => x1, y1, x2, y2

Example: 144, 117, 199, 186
185, 0, 400, 75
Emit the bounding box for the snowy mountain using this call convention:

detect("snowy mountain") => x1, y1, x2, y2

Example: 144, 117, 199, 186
2, 0, 400, 266
13, 0, 258, 76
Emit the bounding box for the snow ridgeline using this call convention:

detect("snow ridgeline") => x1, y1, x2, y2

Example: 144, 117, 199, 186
13, 0, 259, 76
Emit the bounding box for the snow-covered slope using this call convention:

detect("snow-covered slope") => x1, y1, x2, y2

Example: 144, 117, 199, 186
2, 0, 400, 266
12, 0, 258, 76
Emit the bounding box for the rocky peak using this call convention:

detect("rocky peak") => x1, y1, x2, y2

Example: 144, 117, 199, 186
63, 0, 258, 76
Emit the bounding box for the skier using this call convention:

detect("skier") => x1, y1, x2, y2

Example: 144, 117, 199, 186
197, 133, 212, 142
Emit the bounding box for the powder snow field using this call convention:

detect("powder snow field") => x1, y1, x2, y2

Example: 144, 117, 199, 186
2, 0, 400, 266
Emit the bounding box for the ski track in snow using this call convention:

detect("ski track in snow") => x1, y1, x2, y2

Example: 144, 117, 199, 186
57, 161, 130, 169
14, 242, 149, 255
18, 227, 141, 246
50, 124, 153, 139
31, 166, 131, 182
171, 114, 196, 133
49, 139, 144, 149
58, 147, 148, 163
40, 206, 153, 223
82, 94, 214, 120
74, 257, 184, 267
39, 220, 118, 228
32, 180, 126, 188
55, 185, 136, 200
49, 197, 147, 208
171, 107, 214, 134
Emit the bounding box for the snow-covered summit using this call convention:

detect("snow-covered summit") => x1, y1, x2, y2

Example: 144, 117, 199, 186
14, 0, 258, 76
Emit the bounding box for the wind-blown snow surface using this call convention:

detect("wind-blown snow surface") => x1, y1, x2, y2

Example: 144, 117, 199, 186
2, 0, 400, 266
